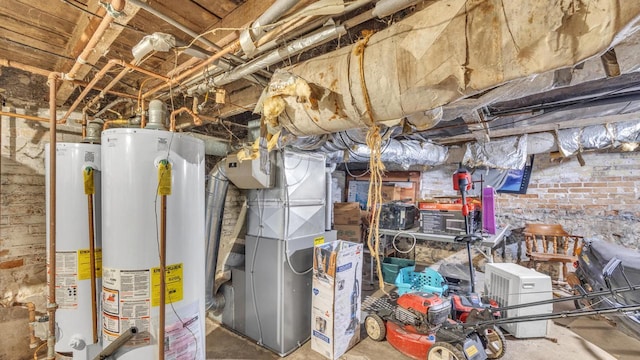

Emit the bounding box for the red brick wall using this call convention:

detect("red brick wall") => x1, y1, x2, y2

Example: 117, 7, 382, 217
421, 151, 640, 248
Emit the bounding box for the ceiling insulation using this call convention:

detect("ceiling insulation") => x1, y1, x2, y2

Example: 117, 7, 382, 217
258, 0, 640, 136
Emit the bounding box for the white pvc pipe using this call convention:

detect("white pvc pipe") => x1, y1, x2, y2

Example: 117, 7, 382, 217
372, 0, 418, 18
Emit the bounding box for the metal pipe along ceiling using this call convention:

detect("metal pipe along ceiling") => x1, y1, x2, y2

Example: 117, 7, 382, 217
127, 0, 272, 79
192, 23, 346, 93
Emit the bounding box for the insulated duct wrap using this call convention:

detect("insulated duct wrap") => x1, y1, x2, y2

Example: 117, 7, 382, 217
463, 135, 528, 170
277, 127, 447, 168
257, 0, 640, 136
557, 120, 640, 156
205, 161, 229, 311
325, 138, 448, 169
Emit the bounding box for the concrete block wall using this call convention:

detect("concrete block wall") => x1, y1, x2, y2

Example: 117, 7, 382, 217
420, 151, 640, 249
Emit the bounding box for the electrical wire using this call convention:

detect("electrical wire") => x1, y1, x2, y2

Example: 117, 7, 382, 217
392, 231, 416, 254
250, 189, 265, 345
153, 132, 199, 360
344, 162, 370, 178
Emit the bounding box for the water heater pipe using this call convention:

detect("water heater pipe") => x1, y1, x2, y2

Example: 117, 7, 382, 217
0, 111, 49, 123
0, 58, 51, 77
169, 107, 211, 132
102, 119, 130, 130
159, 194, 167, 360
82, 111, 87, 138
62, 59, 168, 124
86, 189, 98, 344
143, 42, 241, 100
46, 71, 61, 360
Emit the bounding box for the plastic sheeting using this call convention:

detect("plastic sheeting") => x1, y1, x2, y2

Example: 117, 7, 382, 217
256, 0, 640, 136
557, 120, 640, 156
463, 135, 528, 170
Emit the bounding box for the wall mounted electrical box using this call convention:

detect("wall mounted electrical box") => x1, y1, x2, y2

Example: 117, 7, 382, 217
225, 153, 274, 189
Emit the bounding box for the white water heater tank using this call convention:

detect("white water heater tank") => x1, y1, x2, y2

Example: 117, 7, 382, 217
101, 128, 205, 359
45, 143, 102, 353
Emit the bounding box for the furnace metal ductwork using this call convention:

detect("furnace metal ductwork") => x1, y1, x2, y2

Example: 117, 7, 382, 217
205, 160, 229, 311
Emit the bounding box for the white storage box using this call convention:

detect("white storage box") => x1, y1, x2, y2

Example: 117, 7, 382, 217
311, 240, 363, 359
484, 263, 552, 338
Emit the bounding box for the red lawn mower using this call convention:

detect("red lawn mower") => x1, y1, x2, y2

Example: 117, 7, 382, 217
363, 292, 506, 360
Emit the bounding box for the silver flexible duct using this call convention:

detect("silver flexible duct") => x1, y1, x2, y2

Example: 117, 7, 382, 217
557, 120, 640, 156
205, 160, 229, 311
279, 127, 448, 169
463, 134, 528, 170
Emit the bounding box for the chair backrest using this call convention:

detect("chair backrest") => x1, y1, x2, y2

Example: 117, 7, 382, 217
524, 223, 582, 258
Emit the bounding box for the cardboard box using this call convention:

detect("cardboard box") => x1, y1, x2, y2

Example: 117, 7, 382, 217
333, 202, 361, 225
419, 208, 479, 235
311, 241, 363, 360
381, 185, 401, 202
334, 224, 362, 243
347, 181, 369, 209
399, 186, 415, 203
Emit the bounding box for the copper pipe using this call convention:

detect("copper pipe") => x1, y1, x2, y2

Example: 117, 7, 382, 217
169, 107, 204, 132
82, 61, 170, 115
102, 119, 129, 130
10, 302, 41, 349
85, 60, 169, 114
82, 111, 87, 138
47, 72, 61, 360
61, 60, 119, 123
65, 0, 125, 80
0, 58, 51, 77
159, 194, 167, 360
71, 80, 138, 99
0, 111, 49, 123
87, 192, 98, 344
140, 100, 146, 128
143, 41, 241, 100
27, 302, 38, 348
63, 59, 169, 124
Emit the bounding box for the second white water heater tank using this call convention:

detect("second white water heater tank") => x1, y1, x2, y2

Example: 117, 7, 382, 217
101, 128, 205, 359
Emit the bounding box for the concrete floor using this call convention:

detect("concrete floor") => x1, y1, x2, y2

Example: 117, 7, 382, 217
205, 305, 640, 360
205, 250, 640, 360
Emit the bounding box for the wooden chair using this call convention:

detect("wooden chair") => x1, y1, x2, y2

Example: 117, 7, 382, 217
523, 224, 583, 281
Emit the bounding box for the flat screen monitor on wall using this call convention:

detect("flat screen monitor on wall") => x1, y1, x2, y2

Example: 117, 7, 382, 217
497, 155, 534, 194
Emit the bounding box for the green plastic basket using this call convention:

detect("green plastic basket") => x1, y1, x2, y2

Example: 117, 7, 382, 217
381, 257, 416, 284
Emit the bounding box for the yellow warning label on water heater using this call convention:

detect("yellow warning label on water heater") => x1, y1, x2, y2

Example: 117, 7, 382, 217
314, 236, 325, 246
151, 263, 183, 306
77, 248, 102, 280
83, 168, 95, 195
157, 161, 172, 196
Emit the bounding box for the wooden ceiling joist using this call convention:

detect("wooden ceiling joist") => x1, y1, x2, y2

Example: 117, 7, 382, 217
55, 1, 142, 105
